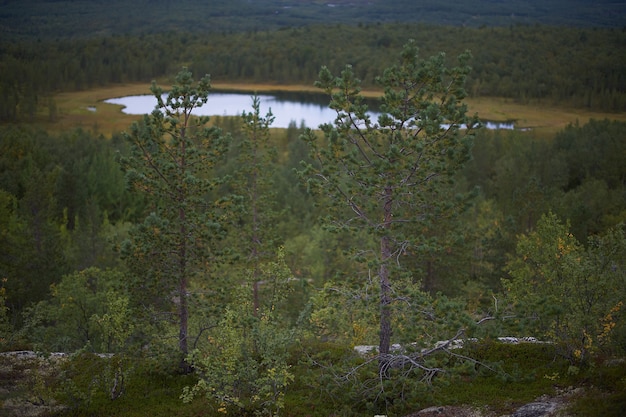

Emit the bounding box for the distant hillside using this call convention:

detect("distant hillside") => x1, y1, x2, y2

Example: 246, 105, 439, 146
1, 0, 625, 39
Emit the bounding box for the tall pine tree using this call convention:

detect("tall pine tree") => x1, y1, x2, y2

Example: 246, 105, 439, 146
234, 96, 282, 313
301, 41, 479, 362
120, 68, 231, 371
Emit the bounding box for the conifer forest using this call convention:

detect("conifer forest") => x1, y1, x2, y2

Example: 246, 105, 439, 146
1, 1, 625, 416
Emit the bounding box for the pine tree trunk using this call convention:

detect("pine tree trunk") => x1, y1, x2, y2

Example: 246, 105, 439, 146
178, 134, 190, 373
379, 186, 393, 363
379, 256, 392, 356
178, 215, 190, 373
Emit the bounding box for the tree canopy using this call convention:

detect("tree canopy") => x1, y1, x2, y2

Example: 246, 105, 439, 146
120, 69, 232, 370
301, 41, 479, 361
2, 0, 623, 40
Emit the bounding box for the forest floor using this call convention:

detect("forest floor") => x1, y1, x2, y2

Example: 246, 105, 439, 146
1, 346, 625, 417
41, 82, 626, 138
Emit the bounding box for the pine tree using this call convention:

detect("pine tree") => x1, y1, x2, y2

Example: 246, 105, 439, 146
234, 95, 280, 314
120, 68, 231, 371
301, 41, 479, 362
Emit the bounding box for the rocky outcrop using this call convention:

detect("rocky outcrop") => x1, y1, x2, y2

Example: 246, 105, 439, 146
355, 337, 550, 356
406, 405, 484, 416
506, 388, 581, 417
0, 351, 68, 417
403, 402, 567, 417
510, 401, 559, 417
403, 387, 581, 417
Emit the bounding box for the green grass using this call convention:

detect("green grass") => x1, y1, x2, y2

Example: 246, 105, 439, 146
7, 341, 614, 417
279, 340, 624, 416
280, 341, 573, 416
568, 359, 626, 417
49, 353, 213, 417
431, 342, 574, 412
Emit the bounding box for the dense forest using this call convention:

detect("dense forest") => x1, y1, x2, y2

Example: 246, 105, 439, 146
1, 23, 626, 123
2, 102, 625, 313
2, 0, 625, 40
1, 1, 626, 416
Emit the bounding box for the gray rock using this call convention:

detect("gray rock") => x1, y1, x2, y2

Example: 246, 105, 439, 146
511, 401, 558, 417
406, 405, 483, 416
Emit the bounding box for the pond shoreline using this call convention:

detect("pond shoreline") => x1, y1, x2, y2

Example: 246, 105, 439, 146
48, 82, 626, 137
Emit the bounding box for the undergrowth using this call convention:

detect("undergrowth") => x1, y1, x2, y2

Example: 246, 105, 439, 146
38, 341, 625, 417
568, 357, 626, 417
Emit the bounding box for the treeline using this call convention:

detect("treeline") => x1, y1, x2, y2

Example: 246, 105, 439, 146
1, 24, 625, 122
3, 0, 623, 41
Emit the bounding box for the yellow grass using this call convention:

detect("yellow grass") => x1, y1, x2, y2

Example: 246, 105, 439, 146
42, 82, 626, 138
465, 97, 626, 135
212, 82, 321, 94
49, 83, 158, 136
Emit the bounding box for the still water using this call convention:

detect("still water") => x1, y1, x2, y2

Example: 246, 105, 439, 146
104, 92, 515, 130
105, 92, 336, 129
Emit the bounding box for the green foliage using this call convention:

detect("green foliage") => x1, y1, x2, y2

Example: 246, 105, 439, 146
23, 267, 131, 353
428, 341, 575, 413
504, 213, 626, 362
303, 274, 490, 414
2, 23, 626, 124
569, 360, 626, 417
2, 335, 619, 416
301, 40, 477, 356
1, 7, 626, 413
291, 334, 573, 416
229, 94, 284, 312
0, 127, 138, 323
307, 278, 379, 346
551, 119, 626, 238
463, 121, 626, 243
2, 0, 622, 42
120, 68, 233, 365
184, 247, 296, 416
0, 282, 11, 349
56, 352, 133, 407
51, 352, 209, 416
554, 120, 626, 191
0, 131, 70, 311
92, 291, 135, 354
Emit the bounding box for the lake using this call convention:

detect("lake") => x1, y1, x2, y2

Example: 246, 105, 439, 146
104, 91, 515, 130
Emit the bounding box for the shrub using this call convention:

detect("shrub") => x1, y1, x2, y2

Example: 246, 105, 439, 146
503, 214, 626, 363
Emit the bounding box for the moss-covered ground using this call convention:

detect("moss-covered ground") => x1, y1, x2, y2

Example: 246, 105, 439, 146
2, 341, 621, 417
